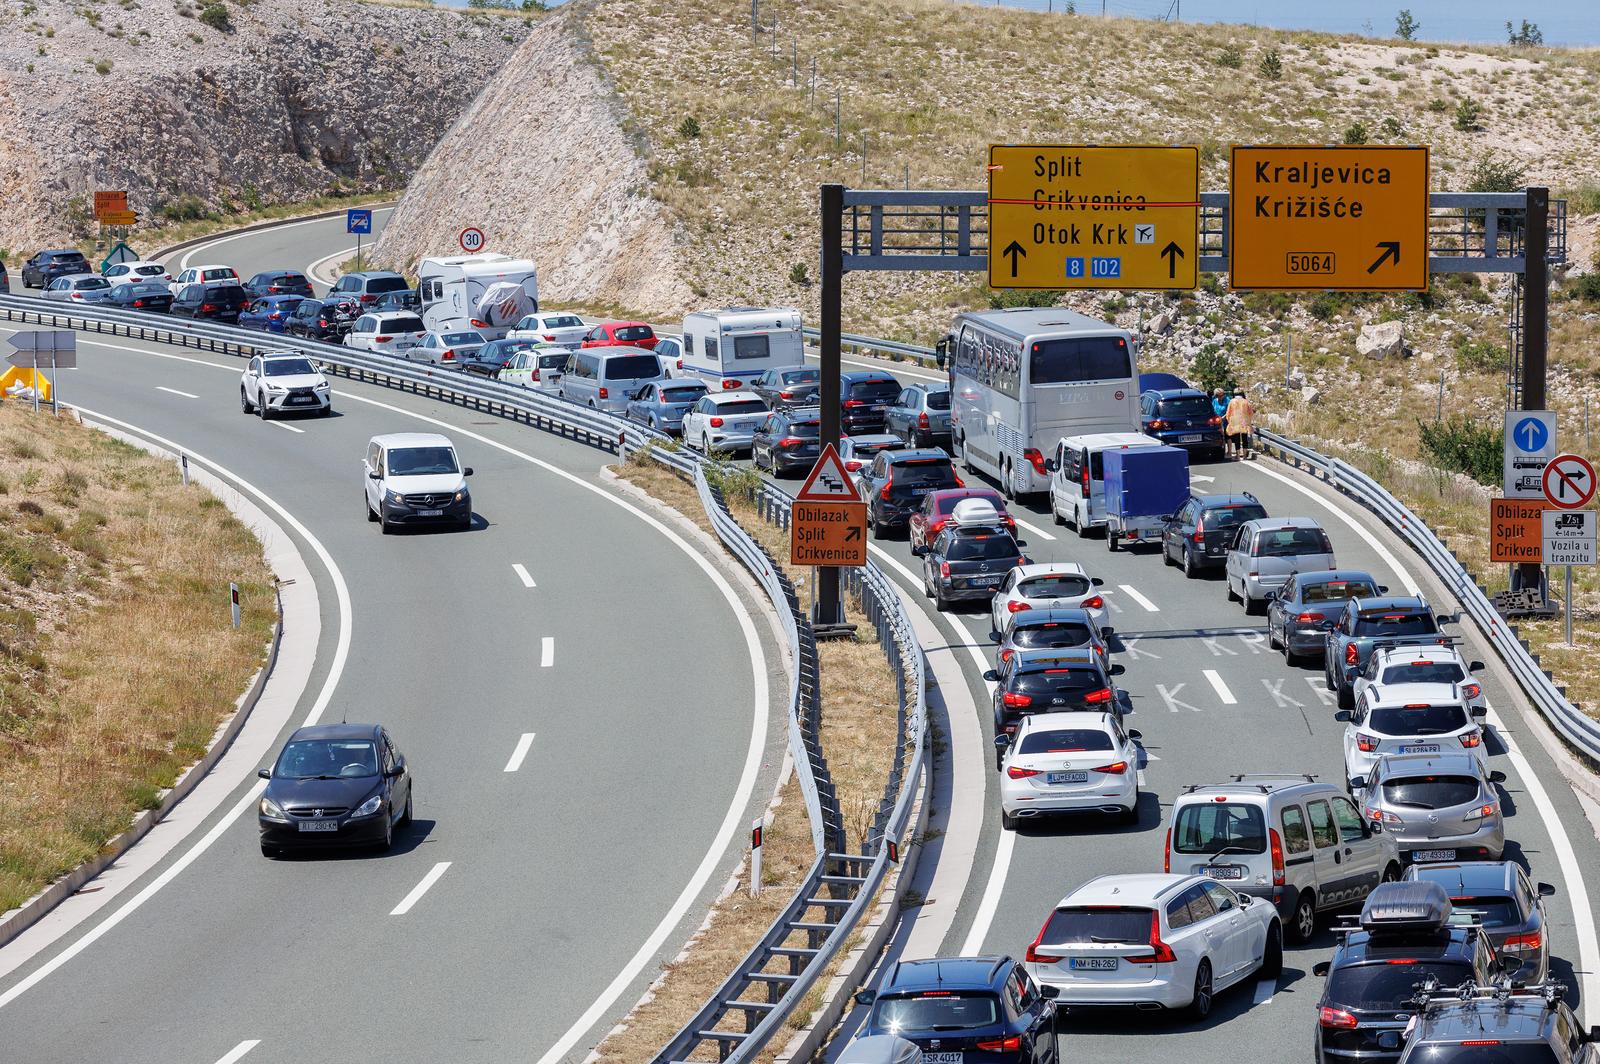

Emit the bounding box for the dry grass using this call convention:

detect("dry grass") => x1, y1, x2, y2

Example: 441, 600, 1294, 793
0, 405, 274, 912
604, 451, 902, 1063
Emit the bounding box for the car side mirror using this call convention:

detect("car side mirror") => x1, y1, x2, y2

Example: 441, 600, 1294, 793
1127, 728, 1142, 740
994, 735, 1011, 749
982, 669, 1000, 683
854, 989, 875, 1006
1110, 664, 1126, 676
1350, 774, 1368, 792
1160, 514, 1174, 522
1238, 894, 1254, 906
1101, 625, 1114, 637
988, 630, 1002, 643
1586, 1025, 1600, 1046
368, 469, 381, 480
1039, 984, 1060, 999
1537, 881, 1556, 897
258, 768, 271, 779
1335, 710, 1354, 722
463, 467, 474, 477
1313, 961, 1332, 978
1469, 661, 1485, 673
1016, 539, 1028, 548
1471, 705, 1488, 718
1091, 577, 1105, 587
1377, 583, 1390, 592
1263, 590, 1277, 601
1044, 458, 1059, 473
1489, 770, 1507, 783
911, 545, 928, 557
387, 765, 405, 778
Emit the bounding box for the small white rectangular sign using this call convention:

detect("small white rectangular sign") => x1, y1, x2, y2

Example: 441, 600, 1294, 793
1542, 509, 1596, 566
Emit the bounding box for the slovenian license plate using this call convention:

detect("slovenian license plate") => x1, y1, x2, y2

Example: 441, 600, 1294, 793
1414, 849, 1456, 861
1180, 434, 1202, 443
297, 820, 338, 833
1069, 957, 1117, 971
1399, 744, 1440, 754
418, 509, 444, 517
1203, 866, 1244, 880
924, 1054, 961, 1064
1047, 771, 1088, 784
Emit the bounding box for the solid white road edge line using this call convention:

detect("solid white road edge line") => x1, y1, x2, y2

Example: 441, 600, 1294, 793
1011, 516, 1056, 542
1118, 584, 1159, 612
389, 862, 451, 916
214, 1039, 261, 1064
504, 733, 537, 774
156, 386, 199, 399
0, 407, 354, 1011
306, 246, 360, 288
512, 563, 537, 588
540, 636, 555, 668
1252, 977, 1276, 1006
1203, 669, 1237, 705
175, 206, 395, 271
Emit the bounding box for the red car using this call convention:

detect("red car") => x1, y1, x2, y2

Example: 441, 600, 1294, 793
909, 487, 1017, 550
580, 321, 658, 351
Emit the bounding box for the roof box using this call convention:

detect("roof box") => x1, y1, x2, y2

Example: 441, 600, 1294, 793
951, 498, 1001, 527
1360, 881, 1453, 935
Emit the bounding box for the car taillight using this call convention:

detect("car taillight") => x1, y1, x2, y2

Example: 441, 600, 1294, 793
1002, 692, 1032, 708
1464, 802, 1498, 821
1163, 828, 1171, 872
1026, 917, 1062, 963
132, 299, 144, 307
1367, 807, 1402, 824
318, 318, 329, 327
1007, 600, 1032, 614
778, 437, 802, 448
362, 294, 377, 303
375, 335, 392, 342
268, 286, 281, 294
846, 461, 862, 472
676, 359, 683, 370
1270, 827, 1285, 886
709, 416, 724, 427
1297, 612, 1325, 623
1462, 683, 1481, 699
1346, 643, 1359, 665
543, 334, 556, 341
599, 387, 610, 399
918, 411, 930, 428
1125, 911, 1178, 964
530, 369, 541, 381
929, 519, 947, 536
1006, 765, 1039, 779
976, 1037, 1021, 1053
469, 317, 487, 327
1148, 418, 1166, 430
1356, 733, 1379, 752
1209, 416, 1222, 426
1503, 931, 1541, 952
1081, 464, 1090, 492
269, 312, 281, 320
1092, 761, 1128, 774
1083, 595, 1104, 610
779, 390, 794, 400
843, 399, 865, 407
1084, 687, 1113, 704
1023, 448, 1047, 476
442, 349, 455, 360
1459, 732, 1482, 748
881, 481, 892, 500
939, 562, 950, 578
1000, 649, 1014, 663
1318, 1007, 1358, 1030
199, 302, 215, 311
722, 379, 740, 390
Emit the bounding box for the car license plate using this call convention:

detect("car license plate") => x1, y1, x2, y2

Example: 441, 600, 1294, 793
1414, 849, 1456, 861
1047, 770, 1088, 784
1399, 744, 1440, 754
1069, 957, 1117, 971
290, 396, 316, 404
418, 508, 444, 517
970, 575, 1002, 586
924, 1054, 961, 1064
1180, 434, 1202, 443
297, 820, 338, 832
1202, 866, 1244, 880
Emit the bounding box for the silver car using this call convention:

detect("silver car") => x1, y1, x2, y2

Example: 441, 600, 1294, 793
409, 329, 487, 368
1225, 517, 1336, 614
43, 273, 113, 303
989, 607, 1110, 670
1363, 751, 1507, 865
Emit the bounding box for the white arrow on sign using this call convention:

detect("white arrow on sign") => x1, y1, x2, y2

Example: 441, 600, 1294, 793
6, 331, 77, 369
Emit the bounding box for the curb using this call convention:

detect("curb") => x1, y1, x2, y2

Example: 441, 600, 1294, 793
149, 200, 399, 262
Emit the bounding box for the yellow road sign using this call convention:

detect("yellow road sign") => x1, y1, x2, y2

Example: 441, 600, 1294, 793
93, 190, 127, 218
987, 144, 1199, 291
98, 209, 137, 226
1229, 145, 1429, 291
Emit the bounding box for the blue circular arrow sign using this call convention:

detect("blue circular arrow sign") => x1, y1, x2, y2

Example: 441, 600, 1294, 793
1512, 416, 1550, 453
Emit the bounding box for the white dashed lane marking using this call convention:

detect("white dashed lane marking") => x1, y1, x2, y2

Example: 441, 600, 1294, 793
1203, 669, 1238, 704
512, 563, 536, 588
156, 386, 198, 399
540, 636, 554, 668
504, 733, 536, 773
1118, 584, 1160, 612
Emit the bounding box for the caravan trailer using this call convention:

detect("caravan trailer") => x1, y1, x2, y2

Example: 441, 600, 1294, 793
679, 307, 805, 391
418, 253, 539, 340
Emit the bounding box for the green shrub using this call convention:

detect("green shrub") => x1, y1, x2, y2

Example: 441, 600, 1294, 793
1191, 343, 1232, 395
1342, 122, 1369, 145
1560, 182, 1600, 217
1453, 99, 1482, 131
1257, 50, 1282, 80
198, 2, 230, 31
93, 58, 112, 75
1216, 43, 1243, 69
1427, 98, 1450, 113
788, 262, 810, 285
1395, 9, 1419, 40
1418, 416, 1502, 485
1454, 336, 1508, 373
1464, 153, 1525, 193
1505, 20, 1542, 46
987, 289, 1059, 309
1568, 273, 1600, 304
1379, 116, 1404, 139
677, 116, 700, 139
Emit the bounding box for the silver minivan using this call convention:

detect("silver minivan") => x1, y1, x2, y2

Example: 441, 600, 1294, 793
557, 346, 667, 414
1225, 517, 1336, 613
1047, 432, 1162, 537
1167, 774, 1400, 943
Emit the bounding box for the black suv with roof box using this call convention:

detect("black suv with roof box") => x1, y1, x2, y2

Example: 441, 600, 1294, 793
1313, 881, 1500, 1064
1160, 491, 1268, 576
857, 448, 962, 538
1398, 981, 1599, 1063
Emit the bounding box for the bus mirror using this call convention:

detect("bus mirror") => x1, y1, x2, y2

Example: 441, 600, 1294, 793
1044, 458, 1059, 473
934, 338, 950, 370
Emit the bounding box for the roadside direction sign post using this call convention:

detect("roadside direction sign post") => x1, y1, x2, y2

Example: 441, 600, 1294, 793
347, 209, 373, 271
986, 144, 1199, 291
1229, 145, 1429, 291
1542, 508, 1595, 646
791, 444, 867, 569
6, 331, 77, 417
1505, 410, 1557, 500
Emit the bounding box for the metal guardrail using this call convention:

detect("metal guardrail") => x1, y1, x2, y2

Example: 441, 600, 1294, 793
1257, 429, 1600, 762
800, 326, 938, 365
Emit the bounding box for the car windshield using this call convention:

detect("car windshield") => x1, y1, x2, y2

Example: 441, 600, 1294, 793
387, 446, 459, 476
783, 420, 822, 439
545, 315, 583, 328
1019, 728, 1114, 754
1157, 396, 1214, 418
926, 389, 951, 410
1012, 623, 1094, 649
133, 265, 164, 276
871, 992, 999, 1033
1407, 1045, 1559, 1064
485, 341, 533, 357
1013, 669, 1103, 698
604, 355, 662, 380
1325, 961, 1475, 1010
1446, 896, 1522, 929
1369, 704, 1469, 735
1200, 504, 1267, 529
1038, 906, 1152, 945
442, 332, 484, 345
275, 739, 379, 779
1029, 336, 1131, 384
1382, 775, 1481, 809
1355, 612, 1439, 637
718, 400, 768, 414
849, 379, 901, 402
77, 277, 110, 290
205, 286, 243, 299
55, 254, 88, 265
127, 284, 167, 296
201, 269, 234, 280
1303, 580, 1379, 604
1254, 528, 1333, 556
613, 325, 654, 341
1382, 662, 1467, 685
1020, 574, 1093, 599
367, 276, 409, 293
946, 532, 1020, 561
1172, 802, 1267, 855
263, 359, 316, 377
382, 315, 426, 333
781, 368, 820, 385
661, 386, 707, 402
891, 459, 958, 488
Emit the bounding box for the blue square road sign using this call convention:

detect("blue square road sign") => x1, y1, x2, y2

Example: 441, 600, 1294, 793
346, 209, 372, 235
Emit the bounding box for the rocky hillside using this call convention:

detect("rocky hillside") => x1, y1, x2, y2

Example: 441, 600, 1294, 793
0, 0, 532, 252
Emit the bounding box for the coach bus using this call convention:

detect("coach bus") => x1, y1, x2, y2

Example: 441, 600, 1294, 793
935, 307, 1140, 497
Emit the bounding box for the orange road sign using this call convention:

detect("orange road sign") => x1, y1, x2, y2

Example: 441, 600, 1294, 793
93, 190, 128, 220
791, 501, 867, 567
98, 209, 137, 226
1490, 497, 1543, 564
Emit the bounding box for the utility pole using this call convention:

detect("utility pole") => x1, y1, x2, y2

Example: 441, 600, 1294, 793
1516, 186, 1549, 597
751, 0, 757, 41
861, 132, 867, 184
835, 89, 841, 148
816, 184, 845, 631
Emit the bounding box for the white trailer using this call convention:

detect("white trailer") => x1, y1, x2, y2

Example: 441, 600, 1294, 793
418, 253, 539, 340
679, 307, 805, 390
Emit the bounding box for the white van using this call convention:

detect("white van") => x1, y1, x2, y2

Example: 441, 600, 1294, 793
680, 307, 805, 391
417, 253, 538, 340
557, 347, 667, 414
1048, 432, 1162, 535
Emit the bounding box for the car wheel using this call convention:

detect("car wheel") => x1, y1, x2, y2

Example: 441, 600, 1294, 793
1261, 922, 1284, 978
1290, 891, 1317, 944
257, 396, 269, 420
1052, 503, 1065, 527
872, 514, 889, 541
365, 492, 377, 522
458, 514, 473, 532
1107, 530, 1119, 552
1336, 682, 1353, 709
701, 434, 711, 453
1183, 547, 1199, 579
1226, 577, 1240, 603
1075, 508, 1090, 539
1381, 862, 1401, 885
1189, 960, 1214, 1019
399, 791, 414, 827
933, 586, 948, 612
958, 436, 974, 473
923, 576, 934, 600
321, 405, 332, 417
379, 508, 392, 535
260, 842, 280, 859
1284, 645, 1302, 668
240, 388, 253, 414
1163, 542, 1176, 567
1268, 620, 1282, 650
378, 812, 394, 852
1002, 461, 1017, 501
1001, 807, 1017, 831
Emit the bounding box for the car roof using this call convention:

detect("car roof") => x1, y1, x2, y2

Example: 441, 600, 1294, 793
606, 319, 651, 328
924, 487, 1002, 503
1406, 861, 1517, 895
370, 310, 423, 320
1013, 562, 1087, 579
1417, 999, 1561, 1043
1143, 387, 1208, 400
1010, 608, 1094, 626
841, 371, 896, 383
845, 433, 902, 446
1195, 492, 1261, 508
1373, 751, 1483, 777
1243, 516, 1325, 530
345, 270, 405, 280
1179, 775, 1325, 799
1058, 872, 1195, 907
887, 448, 950, 463
1060, 432, 1163, 449
260, 351, 313, 361
189, 263, 233, 271
42, 248, 87, 256
1012, 648, 1102, 670
1352, 595, 1431, 612
708, 390, 763, 404
1375, 644, 1466, 665
1339, 925, 1480, 963
883, 956, 1012, 993
1365, 681, 1465, 706
1296, 569, 1377, 585
1018, 710, 1119, 732
370, 432, 454, 449
287, 722, 381, 742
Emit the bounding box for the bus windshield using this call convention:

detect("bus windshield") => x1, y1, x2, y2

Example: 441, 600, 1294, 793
1029, 337, 1131, 384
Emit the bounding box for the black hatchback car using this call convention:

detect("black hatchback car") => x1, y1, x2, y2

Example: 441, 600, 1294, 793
856, 955, 1059, 1064
1313, 881, 1500, 1064
104, 280, 173, 313
257, 722, 413, 857
915, 512, 1029, 611
857, 448, 962, 538
752, 407, 823, 476
1160, 491, 1268, 576
840, 371, 904, 435
21, 249, 91, 288
985, 649, 1121, 739
460, 337, 537, 378
243, 269, 314, 300
285, 297, 358, 342
171, 281, 247, 322
1140, 387, 1225, 458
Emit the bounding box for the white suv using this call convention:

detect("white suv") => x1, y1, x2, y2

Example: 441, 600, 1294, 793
1341, 683, 1488, 794
240, 353, 331, 419
363, 433, 474, 534
346, 311, 427, 355
1165, 774, 1400, 944
168, 263, 238, 296
1353, 643, 1487, 717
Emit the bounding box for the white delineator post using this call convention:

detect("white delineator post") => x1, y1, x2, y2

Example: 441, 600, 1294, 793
229, 582, 241, 630
750, 818, 763, 898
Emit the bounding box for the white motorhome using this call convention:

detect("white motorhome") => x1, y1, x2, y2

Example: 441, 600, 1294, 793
418, 253, 539, 340
680, 307, 805, 391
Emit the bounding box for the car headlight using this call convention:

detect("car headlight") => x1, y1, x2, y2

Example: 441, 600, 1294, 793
387, 490, 404, 504
314, 380, 329, 390
259, 796, 288, 821
263, 382, 285, 392
454, 490, 467, 502
353, 794, 384, 818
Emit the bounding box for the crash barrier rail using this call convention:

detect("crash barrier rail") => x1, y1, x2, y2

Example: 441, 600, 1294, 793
1256, 429, 1600, 763
0, 295, 928, 1062
800, 326, 938, 366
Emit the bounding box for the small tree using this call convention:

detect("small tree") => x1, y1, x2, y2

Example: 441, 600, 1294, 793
789, 262, 810, 286
1342, 121, 1369, 145
198, 2, 231, 30
1192, 343, 1232, 395
1257, 49, 1282, 80
677, 115, 701, 139
1379, 116, 1404, 139
1506, 20, 1543, 46
1395, 9, 1419, 41
1453, 99, 1482, 131
1216, 43, 1243, 69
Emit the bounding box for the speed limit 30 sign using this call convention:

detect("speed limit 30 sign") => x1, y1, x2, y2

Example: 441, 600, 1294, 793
1542, 453, 1596, 510
458, 227, 485, 253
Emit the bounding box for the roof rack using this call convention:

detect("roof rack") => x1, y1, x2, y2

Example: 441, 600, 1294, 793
1361, 881, 1453, 936
1411, 977, 1568, 1013
1372, 636, 1463, 652
1231, 773, 1318, 783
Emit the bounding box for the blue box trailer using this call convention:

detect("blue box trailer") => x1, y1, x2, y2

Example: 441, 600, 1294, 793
1102, 445, 1190, 552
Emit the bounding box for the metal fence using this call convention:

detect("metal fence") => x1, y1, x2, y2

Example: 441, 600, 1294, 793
1257, 429, 1600, 762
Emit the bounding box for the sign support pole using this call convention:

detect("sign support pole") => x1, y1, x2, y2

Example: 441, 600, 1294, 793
814, 183, 846, 633
1516, 187, 1550, 597
31, 350, 38, 413
50, 348, 58, 417
1565, 564, 1573, 647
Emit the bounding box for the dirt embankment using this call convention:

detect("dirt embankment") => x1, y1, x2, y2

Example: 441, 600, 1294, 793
0, 0, 532, 253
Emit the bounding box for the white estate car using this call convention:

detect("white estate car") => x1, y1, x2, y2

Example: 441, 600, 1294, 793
1025, 873, 1281, 1018
682, 391, 771, 454
996, 711, 1140, 829
507, 312, 589, 348
345, 311, 427, 355
363, 432, 474, 534
102, 260, 171, 286
1352, 643, 1487, 718
168, 264, 239, 296
989, 562, 1108, 636
1342, 682, 1488, 794
240, 352, 331, 418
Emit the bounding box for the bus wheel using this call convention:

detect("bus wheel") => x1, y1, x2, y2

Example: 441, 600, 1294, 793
958, 437, 974, 473
1001, 462, 1017, 500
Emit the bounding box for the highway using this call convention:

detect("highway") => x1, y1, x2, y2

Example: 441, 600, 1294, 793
0, 300, 784, 1062
154, 205, 397, 295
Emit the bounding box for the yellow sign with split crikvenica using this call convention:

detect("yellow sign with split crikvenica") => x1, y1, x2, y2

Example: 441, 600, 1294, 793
986, 144, 1199, 292
1229, 144, 1429, 291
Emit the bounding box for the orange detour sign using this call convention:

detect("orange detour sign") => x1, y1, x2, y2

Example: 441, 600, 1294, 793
791, 444, 867, 567
1490, 498, 1543, 564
